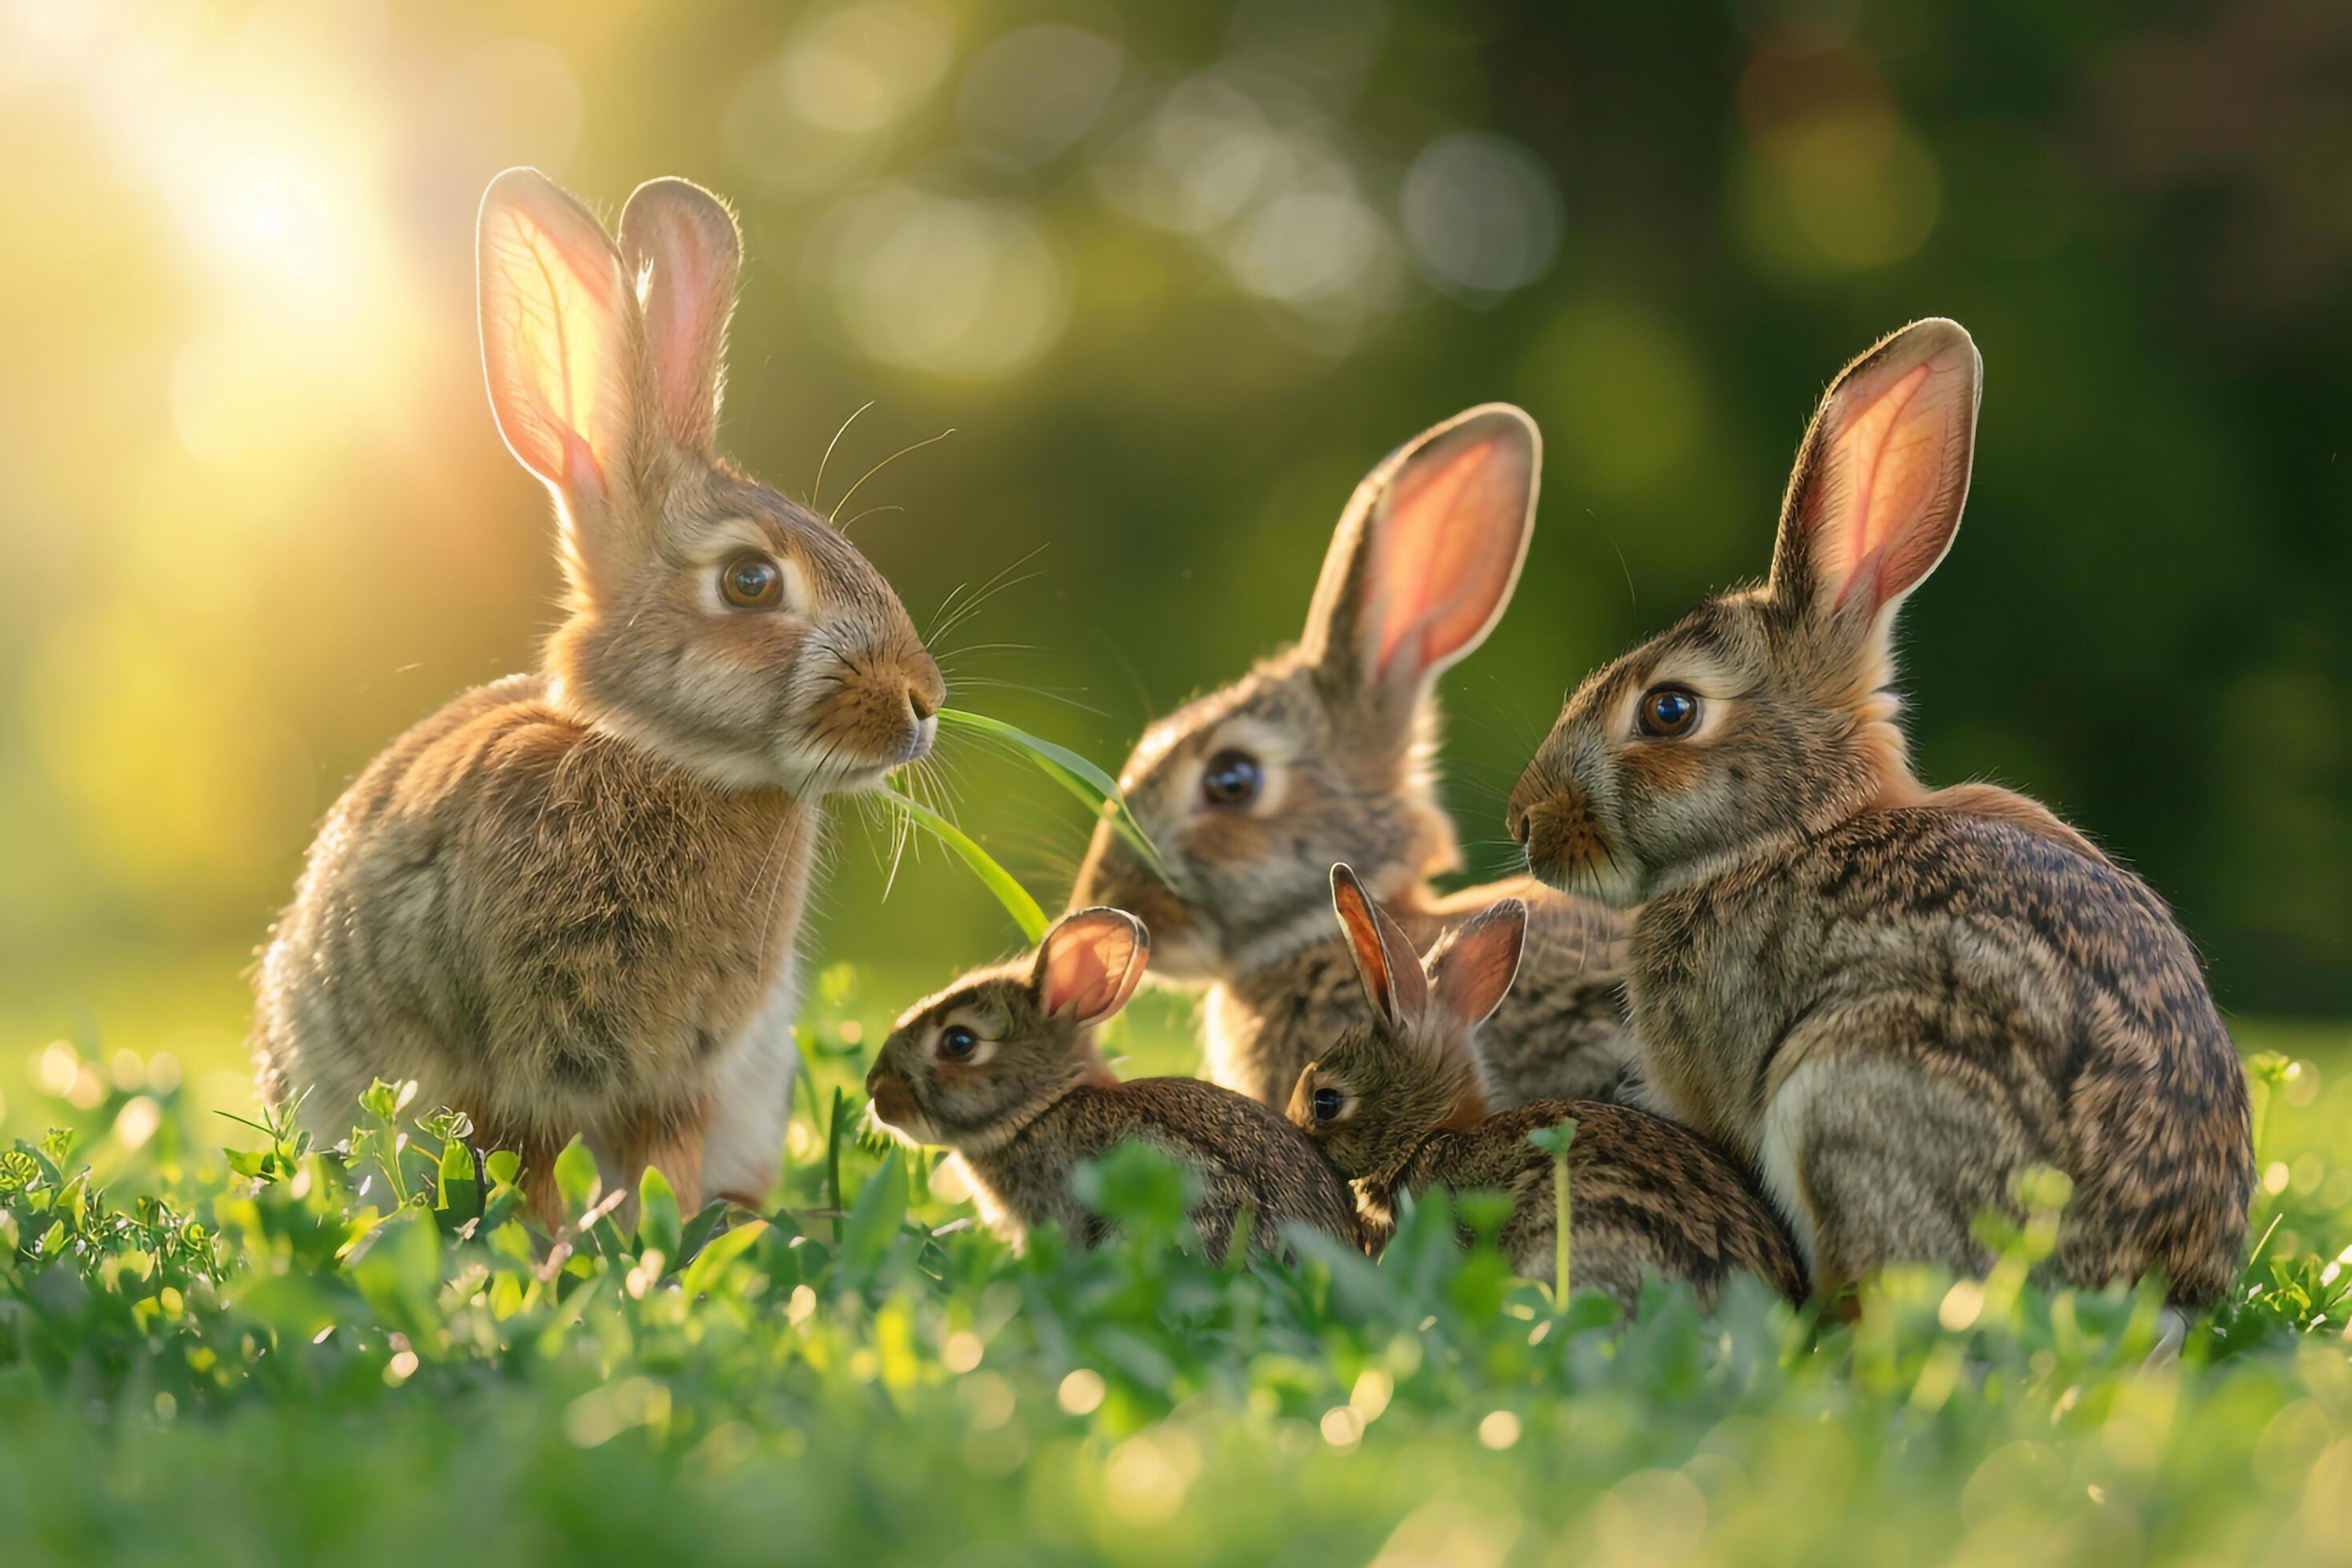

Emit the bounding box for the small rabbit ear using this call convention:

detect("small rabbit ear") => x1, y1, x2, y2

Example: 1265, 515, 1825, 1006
477, 169, 638, 516
1032, 908, 1151, 1030
1425, 898, 1526, 1035
1769, 319, 1981, 632
618, 178, 742, 454
1302, 405, 1538, 722
1330, 864, 1430, 1033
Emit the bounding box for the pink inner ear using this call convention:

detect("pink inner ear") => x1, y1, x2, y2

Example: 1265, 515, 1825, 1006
1820, 358, 1966, 614
1370, 433, 1529, 681
479, 189, 630, 494
638, 218, 724, 445
1040, 915, 1142, 1024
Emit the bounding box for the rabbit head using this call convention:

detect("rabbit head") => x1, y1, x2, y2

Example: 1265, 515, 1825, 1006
1070, 406, 1538, 980
477, 168, 942, 796
1286, 865, 1526, 1182
1506, 318, 1982, 906
865, 908, 1149, 1154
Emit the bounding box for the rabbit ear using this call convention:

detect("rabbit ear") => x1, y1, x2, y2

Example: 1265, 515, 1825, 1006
1302, 405, 1538, 722
1424, 898, 1526, 1035
618, 178, 742, 454
1769, 319, 1981, 633
1330, 864, 1430, 1033
1032, 908, 1151, 1030
476, 169, 639, 520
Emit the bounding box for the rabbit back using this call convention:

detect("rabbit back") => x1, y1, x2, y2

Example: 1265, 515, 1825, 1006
1394, 1101, 1807, 1309
961, 1078, 1362, 1256
1634, 806, 2252, 1306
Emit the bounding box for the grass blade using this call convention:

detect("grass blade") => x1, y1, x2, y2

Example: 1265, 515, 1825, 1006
936, 708, 1170, 882
884, 782, 1049, 942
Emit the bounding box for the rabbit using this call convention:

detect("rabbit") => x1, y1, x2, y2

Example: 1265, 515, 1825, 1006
1070, 405, 1633, 1114
865, 908, 1363, 1261
250, 169, 944, 1227
1287, 866, 1808, 1310
1504, 318, 2254, 1311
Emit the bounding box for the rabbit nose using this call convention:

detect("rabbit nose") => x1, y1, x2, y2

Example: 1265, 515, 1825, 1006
906, 686, 936, 723
1507, 805, 1533, 847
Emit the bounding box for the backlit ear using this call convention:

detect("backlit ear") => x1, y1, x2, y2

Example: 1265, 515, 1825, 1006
1330, 863, 1429, 1033
1769, 318, 1981, 628
1303, 405, 1538, 718
1425, 898, 1526, 1035
1032, 908, 1150, 1030
477, 169, 638, 515
618, 178, 742, 454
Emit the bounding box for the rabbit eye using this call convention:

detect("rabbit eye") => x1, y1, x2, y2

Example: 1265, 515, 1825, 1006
720, 553, 785, 610
1312, 1086, 1344, 1123
1200, 749, 1263, 809
938, 1025, 979, 1061
1637, 686, 1701, 738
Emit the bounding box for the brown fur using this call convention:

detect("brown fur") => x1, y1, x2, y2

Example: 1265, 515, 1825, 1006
866, 913, 1362, 1261
1288, 874, 1806, 1307
252, 171, 941, 1220
1070, 406, 1632, 1111
1506, 320, 2253, 1306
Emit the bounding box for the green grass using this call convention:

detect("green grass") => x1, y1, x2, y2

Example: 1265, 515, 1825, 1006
2, 974, 2348, 1567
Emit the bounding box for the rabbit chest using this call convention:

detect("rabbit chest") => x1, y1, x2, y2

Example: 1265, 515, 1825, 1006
314, 683, 815, 1129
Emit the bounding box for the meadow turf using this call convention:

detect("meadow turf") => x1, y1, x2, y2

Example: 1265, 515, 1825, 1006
2, 970, 2348, 1567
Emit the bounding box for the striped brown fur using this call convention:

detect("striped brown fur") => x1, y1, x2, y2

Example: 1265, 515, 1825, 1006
252, 171, 941, 1222
866, 910, 1362, 1261
1507, 320, 2253, 1306
1071, 406, 1630, 1112
1288, 868, 1806, 1308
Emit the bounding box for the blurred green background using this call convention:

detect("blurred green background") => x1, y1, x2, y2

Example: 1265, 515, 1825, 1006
2, 0, 2347, 1125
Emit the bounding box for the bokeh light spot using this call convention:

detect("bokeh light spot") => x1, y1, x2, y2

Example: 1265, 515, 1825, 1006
957, 26, 1122, 166
810, 185, 1067, 379
1400, 132, 1563, 296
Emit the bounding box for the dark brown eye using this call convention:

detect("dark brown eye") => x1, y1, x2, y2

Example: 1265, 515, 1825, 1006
1200, 749, 1262, 809
1638, 686, 1701, 738
720, 554, 784, 610
1312, 1086, 1343, 1123
938, 1025, 978, 1061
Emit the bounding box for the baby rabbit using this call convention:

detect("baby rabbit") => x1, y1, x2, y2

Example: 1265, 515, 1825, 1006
1506, 319, 2254, 1310
1070, 406, 1630, 1111
1289, 866, 1806, 1310
251, 170, 942, 1224
866, 909, 1362, 1261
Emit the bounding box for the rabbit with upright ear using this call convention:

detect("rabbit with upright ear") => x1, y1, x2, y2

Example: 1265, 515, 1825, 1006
250, 170, 944, 1224
866, 909, 1362, 1261
1289, 866, 1806, 1310
1070, 406, 1630, 1112
1506, 319, 2254, 1310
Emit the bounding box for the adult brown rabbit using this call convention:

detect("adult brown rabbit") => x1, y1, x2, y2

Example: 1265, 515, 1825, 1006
1505, 318, 2253, 1312
866, 909, 1362, 1261
1287, 866, 1806, 1310
1070, 406, 1630, 1111
250, 170, 942, 1224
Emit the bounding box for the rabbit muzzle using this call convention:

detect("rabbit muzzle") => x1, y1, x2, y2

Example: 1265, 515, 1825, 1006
863, 1062, 928, 1141
1507, 767, 1633, 903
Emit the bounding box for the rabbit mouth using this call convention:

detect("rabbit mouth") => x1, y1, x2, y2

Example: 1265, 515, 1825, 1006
782, 721, 934, 796
863, 1086, 936, 1146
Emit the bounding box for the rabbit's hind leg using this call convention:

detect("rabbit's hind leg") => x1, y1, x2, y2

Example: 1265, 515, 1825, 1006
1765, 1052, 2031, 1297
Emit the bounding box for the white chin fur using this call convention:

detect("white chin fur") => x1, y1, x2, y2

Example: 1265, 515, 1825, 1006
865, 1099, 940, 1149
